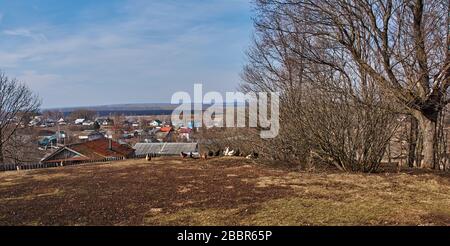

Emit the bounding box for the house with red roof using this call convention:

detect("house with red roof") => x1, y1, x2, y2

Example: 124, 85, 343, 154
159, 126, 172, 132
40, 138, 135, 164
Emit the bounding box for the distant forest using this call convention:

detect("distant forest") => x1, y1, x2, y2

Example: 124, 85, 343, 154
46, 103, 242, 116
63, 110, 175, 117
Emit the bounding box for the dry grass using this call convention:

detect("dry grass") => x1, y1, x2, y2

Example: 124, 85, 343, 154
0, 157, 449, 225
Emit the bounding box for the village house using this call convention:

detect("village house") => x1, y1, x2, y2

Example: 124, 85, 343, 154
160, 126, 172, 132
29, 116, 42, 127
37, 130, 67, 148
39, 119, 56, 128
178, 127, 192, 141
122, 132, 135, 139
82, 120, 95, 126
96, 117, 114, 126
41, 138, 135, 164
78, 130, 105, 141
155, 127, 174, 142
57, 118, 67, 125
74, 118, 85, 125
38, 136, 57, 149
149, 120, 162, 127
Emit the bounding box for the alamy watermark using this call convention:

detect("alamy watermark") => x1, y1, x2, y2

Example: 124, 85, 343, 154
171, 84, 280, 139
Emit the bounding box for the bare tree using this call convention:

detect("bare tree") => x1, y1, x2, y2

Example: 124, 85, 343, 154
0, 72, 41, 163
235, 0, 406, 172
244, 0, 449, 169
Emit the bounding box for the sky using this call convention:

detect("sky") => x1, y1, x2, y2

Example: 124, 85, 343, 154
0, 0, 253, 108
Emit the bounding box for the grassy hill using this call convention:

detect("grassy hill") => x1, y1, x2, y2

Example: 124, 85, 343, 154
0, 157, 449, 225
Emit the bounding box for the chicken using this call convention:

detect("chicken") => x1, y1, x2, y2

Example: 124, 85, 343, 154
180, 152, 188, 158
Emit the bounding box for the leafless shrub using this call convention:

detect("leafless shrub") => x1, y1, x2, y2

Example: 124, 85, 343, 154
299, 85, 398, 172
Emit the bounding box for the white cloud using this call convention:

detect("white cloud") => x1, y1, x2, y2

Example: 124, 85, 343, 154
17, 70, 60, 91
3, 28, 47, 42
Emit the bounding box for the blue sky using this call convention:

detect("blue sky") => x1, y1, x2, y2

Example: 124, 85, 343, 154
0, 0, 253, 108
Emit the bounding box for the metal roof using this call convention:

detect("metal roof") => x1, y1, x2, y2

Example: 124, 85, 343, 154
134, 143, 198, 156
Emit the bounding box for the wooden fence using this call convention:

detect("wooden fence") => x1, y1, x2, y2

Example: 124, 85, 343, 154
134, 153, 161, 159
0, 155, 152, 172
0, 162, 61, 172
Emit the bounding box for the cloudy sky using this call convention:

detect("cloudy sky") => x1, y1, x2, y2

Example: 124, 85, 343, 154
0, 0, 253, 108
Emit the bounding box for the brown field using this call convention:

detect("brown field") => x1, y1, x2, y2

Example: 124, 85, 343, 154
0, 157, 449, 226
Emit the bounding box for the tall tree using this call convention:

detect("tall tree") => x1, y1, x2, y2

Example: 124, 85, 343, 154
0, 72, 41, 163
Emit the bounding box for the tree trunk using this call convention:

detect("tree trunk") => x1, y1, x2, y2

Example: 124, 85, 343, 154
0, 128, 3, 164
408, 116, 418, 167
415, 111, 437, 169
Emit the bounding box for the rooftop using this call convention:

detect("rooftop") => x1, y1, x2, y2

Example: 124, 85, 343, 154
134, 142, 198, 156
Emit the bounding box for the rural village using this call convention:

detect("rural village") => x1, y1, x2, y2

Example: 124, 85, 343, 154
7, 111, 199, 167
0, 0, 449, 231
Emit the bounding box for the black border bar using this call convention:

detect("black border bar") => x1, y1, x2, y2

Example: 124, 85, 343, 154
0, 226, 448, 244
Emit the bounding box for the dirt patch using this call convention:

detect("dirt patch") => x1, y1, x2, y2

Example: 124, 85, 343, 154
0, 157, 290, 225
